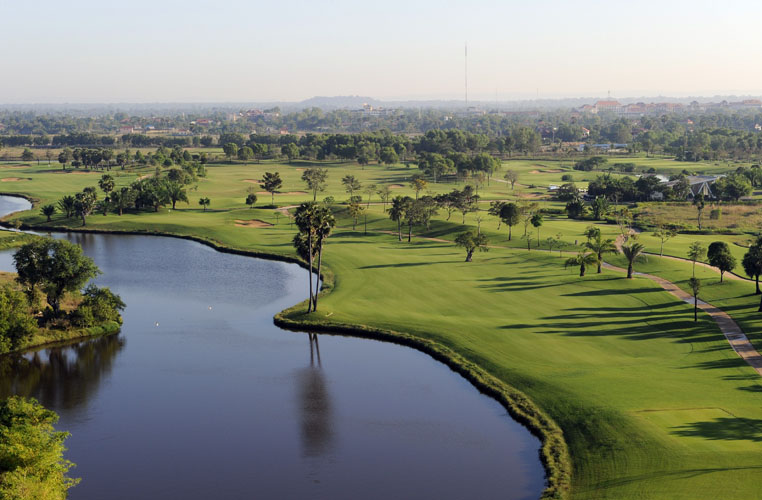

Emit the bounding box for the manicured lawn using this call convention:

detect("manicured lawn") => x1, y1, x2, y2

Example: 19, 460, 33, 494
3, 160, 762, 499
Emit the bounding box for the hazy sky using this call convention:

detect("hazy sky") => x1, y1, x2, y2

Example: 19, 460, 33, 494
2, 0, 761, 103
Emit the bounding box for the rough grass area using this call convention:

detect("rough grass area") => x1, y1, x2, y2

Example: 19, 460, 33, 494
3, 158, 762, 498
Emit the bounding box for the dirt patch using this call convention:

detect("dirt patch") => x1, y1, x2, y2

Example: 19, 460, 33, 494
295, 168, 305, 171
0, 165, 26, 169
0, 177, 28, 182
243, 179, 261, 184
389, 184, 404, 189
234, 219, 273, 228
518, 192, 545, 199
256, 191, 307, 196
136, 174, 151, 181
529, 170, 542, 174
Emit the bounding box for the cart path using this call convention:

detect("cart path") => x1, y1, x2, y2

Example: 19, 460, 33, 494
601, 260, 762, 375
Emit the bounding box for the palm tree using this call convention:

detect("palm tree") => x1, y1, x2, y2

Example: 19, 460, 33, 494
40, 204, 55, 222
565, 251, 598, 277
688, 277, 701, 321
388, 196, 407, 241
98, 174, 115, 196
621, 242, 646, 278
585, 234, 617, 273
58, 195, 76, 218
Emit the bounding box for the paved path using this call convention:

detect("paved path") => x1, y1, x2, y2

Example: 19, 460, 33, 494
351, 227, 762, 376
602, 261, 762, 376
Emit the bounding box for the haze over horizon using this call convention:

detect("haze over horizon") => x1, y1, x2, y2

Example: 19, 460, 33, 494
2, 0, 762, 104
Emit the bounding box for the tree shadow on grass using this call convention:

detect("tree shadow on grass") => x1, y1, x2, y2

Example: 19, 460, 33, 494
562, 287, 659, 297
672, 417, 762, 442
359, 261, 451, 269
738, 385, 762, 393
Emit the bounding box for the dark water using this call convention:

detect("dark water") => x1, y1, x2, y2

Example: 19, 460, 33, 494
0, 196, 543, 500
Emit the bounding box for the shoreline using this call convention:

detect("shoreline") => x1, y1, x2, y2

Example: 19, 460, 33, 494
0, 192, 569, 499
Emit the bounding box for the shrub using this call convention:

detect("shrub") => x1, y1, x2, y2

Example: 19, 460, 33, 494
710, 208, 722, 220
0, 285, 36, 353
71, 285, 125, 327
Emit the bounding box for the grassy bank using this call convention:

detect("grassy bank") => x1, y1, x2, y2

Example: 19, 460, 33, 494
2, 159, 762, 498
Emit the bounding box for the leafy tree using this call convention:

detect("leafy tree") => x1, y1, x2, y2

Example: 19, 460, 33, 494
707, 241, 736, 282
410, 176, 428, 200
531, 213, 543, 246
13, 239, 100, 316
363, 183, 377, 208
742, 237, 762, 294
109, 187, 133, 216
57, 196, 76, 219
546, 233, 563, 256
455, 231, 489, 262
565, 199, 586, 219
555, 183, 580, 202
21, 148, 34, 162
347, 197, 364, 230
237, 146, 254, 161
376, 185, 392, 211
590, 195, 610, 220
261, 171, 283, 206
198, 197, 210, 211
222, 142, 239, 162
281, 143, 300, 163
302, 168, 328, 201
620, 242, 646, 278
0, 285, 36, 352
246, 193, 257, 208
652, 224, 677, 257
342, 175, 361, 198
687, 242, 706, 277
57, 148, 72, 170
0, 396, 79, 498
585, 233, 617, 273
499, 202, 520, 240
692, 193, 705, 230
565, 251, 598, 277
504, 170, 519, 190
688, 277, 701, 321
379, 147, 399, 165
165, 181, 188, 209
456, 185, 479, 224
40, 204, 56, 222
488, 201, 506, 229
74, 187, 97, 226
417, 153, 454, 182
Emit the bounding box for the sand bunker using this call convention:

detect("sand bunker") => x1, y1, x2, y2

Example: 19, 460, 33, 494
295, 168, 305, 171
529, 170, 542, 174
0, 177, 28, 182
234, 219, 273, 228
243, 179, 261, 184
389, 184, 404, 189
255, 191, 307, 196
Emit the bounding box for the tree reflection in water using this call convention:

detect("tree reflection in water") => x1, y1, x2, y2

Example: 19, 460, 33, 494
0, 334, 125, 410
298, 333, 334, 457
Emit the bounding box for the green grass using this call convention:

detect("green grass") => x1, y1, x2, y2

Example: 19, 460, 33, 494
3, 159, 762, 498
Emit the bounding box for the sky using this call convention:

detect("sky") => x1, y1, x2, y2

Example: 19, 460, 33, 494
2, 0, 762, 103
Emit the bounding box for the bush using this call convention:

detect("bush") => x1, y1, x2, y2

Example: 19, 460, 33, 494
0, 285, 36, 354
710, 208, 722, 220
561, 174, 574, 182
71, 285, 125, 327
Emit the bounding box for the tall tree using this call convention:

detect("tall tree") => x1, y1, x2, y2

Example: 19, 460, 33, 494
693, 193, 706, 230
342, 175, 362, 199
742, 237, 762, 294
302, 168, 328, 201
688, 277, 701, 322
74, 187, 97, 226
653, 223, 677, 257
40, 204, 56, 222
504, 170, 519, 190
687, 241, 706, 277
376, 185, 392, 212
531, 213, 543, 246
389, 196, 408, 241
294, 203, 335, 312
165, 181, 188, 209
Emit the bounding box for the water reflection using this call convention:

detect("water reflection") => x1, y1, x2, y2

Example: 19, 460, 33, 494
0, 335, 125, 410
298, 334, 333, 457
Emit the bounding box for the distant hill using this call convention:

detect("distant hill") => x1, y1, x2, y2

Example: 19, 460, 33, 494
297, 95, 382, 110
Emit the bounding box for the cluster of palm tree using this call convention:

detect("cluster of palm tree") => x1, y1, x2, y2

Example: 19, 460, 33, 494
293, 203, 336, 313
54, 170, 204, 226
565, 225, 645, 278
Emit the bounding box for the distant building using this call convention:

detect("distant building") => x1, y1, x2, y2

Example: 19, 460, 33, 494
119, 126, 134, 134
